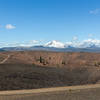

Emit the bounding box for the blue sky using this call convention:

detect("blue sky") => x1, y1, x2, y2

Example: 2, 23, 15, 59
0, 0, 100, 46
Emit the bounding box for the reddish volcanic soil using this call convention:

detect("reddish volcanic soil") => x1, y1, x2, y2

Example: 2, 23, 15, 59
0, 51, 100, 91
0, 51, 100, 68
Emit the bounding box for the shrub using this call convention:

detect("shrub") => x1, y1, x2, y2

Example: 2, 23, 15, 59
62, 61, 66, 65
94, 61, 100, 67
40, 56, 43, 63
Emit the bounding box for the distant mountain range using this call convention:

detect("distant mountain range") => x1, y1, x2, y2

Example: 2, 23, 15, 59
1, 39, 100, 52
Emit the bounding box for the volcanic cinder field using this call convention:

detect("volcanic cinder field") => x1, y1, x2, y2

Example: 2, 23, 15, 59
0, 51, 100, 91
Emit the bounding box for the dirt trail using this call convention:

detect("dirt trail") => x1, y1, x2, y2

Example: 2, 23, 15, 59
0, 55, 10, 64
0, 84, 100, 100
0, 84, 100, 95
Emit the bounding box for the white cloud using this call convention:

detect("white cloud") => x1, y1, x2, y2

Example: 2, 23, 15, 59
5, 24, 16, 29
78, 39, 100, 48
22, 40, 40, 47
89, 9, 100, 15
0, 40, 40, 48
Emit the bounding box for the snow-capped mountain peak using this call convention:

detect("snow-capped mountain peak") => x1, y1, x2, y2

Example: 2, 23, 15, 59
44, 39, 100, 48
1, 39, 100, 49
45, 40, 65, 48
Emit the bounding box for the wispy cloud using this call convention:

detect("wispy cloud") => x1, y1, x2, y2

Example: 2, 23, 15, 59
29, 40, 39, 44
72, 36, 78, 41
89, 8, 100, 15
88, 34, 94, 38
0, 40, 40, 48
5, 24, 16, 29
